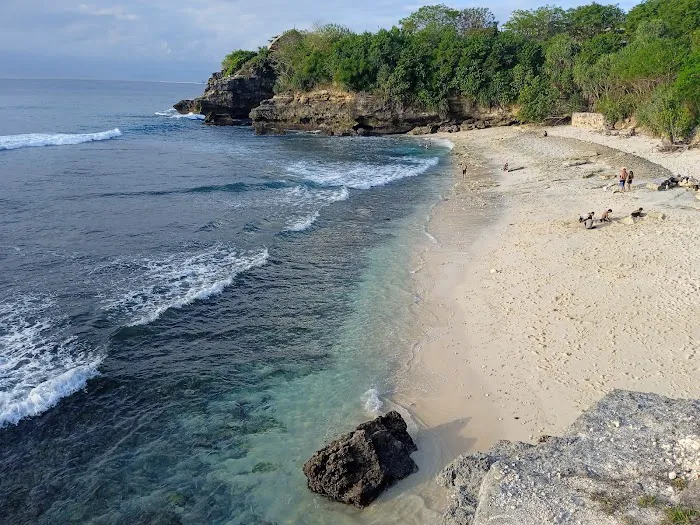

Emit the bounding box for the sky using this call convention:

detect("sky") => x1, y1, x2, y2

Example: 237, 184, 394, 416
0, 1, 640, 82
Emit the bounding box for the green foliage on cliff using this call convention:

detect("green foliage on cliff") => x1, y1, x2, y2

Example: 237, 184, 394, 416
222, 50, 258, 76
223, 0, 700, 141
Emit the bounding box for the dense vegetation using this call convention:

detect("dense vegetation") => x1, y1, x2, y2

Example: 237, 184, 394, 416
223, 0, 700, 141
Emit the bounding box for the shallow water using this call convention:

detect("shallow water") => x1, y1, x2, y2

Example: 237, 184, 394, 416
0, 79, 452, 524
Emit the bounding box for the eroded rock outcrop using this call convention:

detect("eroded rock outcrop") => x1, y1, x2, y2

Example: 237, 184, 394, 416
303, 411, 418, 507
173, 64, 276, 125
251, 91, 516, 136
439, 390, 700, 525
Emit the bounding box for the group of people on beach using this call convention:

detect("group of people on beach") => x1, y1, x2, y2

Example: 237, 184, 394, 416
579, 207, 644, 229
618, 167, 634, 192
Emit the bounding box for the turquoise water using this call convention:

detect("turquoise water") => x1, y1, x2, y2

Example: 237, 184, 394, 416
0, 79, 451, 524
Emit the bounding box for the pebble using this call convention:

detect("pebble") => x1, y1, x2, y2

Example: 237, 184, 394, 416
669, 471, 678, 480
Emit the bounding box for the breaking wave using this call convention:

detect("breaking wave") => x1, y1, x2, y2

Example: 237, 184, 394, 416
361, 388, 384, 415
101, 244, 269, 326
286, 156, 439, 189
0, 129, 122, 151
285, 211, 320, 232
154, 108, 204, 120
0, 296, 102, 428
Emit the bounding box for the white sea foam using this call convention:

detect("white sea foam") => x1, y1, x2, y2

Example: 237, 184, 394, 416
430, 138, 455, 150
361, 388, 384, 414
286, 156, 439, 190
281, 186, 349, 232
101, 244, 269, 326
155, 108, 204, 120
285, 211, 320, 232
0, 296, 102, 428
0, 129, 122, 151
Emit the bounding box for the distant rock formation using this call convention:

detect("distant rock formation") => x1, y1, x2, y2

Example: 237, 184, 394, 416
173, 63, 276, 125
438, 390, 700, 525
250, 91, 516, 136
303, 411, 418, 507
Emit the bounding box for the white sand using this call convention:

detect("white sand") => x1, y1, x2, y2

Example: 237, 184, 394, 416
393, 125, 700, 460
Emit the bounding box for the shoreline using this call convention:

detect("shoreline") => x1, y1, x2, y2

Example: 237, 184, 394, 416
390, 124, 700, 507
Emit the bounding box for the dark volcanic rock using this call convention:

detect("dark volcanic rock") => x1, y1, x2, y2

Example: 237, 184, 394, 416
203, 113, 252, 126
196, 66, 275, 119
173, 63, 276, 122
173, 99, 197, 114
303, 411, 418, 507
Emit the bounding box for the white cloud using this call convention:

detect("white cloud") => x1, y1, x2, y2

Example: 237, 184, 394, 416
77, 4, 140, 21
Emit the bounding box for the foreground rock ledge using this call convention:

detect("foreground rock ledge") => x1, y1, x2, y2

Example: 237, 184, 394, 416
303, 411, 418, 507
438, 390, 700, 525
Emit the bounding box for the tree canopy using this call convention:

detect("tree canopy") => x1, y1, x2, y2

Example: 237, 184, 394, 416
221, 1, 700, 141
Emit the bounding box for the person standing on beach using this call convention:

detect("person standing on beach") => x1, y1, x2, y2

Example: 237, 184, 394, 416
619, 168, 628, 192
462, 164, 467, 178
625, 170, 634, 191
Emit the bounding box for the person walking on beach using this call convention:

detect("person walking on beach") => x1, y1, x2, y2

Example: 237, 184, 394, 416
503, 162, 509, 172
462, 164, 467, 178
625, 170, 634, 192
619, 168, 628, 192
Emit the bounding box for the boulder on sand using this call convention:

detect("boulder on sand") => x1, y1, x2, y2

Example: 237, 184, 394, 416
303, 411, 418, 507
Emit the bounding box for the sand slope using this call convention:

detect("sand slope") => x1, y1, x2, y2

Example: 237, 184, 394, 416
395, 126, 700, 458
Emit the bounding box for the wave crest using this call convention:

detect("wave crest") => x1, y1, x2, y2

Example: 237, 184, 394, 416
155, 108, 204, 120
101, 245, 269, 326
286, 156, 439, 189
0, 296, 102, 428
0, 129, 122, 151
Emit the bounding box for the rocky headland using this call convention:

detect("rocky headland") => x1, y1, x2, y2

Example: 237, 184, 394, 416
438, 390, 700, 525
174, 67, 515, 135
174, 63, 275, 126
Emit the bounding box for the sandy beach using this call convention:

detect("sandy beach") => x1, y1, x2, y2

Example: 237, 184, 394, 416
393, 125, 700, 463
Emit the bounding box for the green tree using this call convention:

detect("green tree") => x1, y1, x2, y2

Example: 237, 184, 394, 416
400, 5, 459, 33
503, 6, 567, 41
637, 85, 695, 142
565, 3, 625, 42
517, 75, 560, 121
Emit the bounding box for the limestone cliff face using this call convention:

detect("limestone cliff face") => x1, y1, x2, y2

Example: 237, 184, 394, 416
438, 390, 700, 525
250, 91, 516, 135
174, 65, 276, 125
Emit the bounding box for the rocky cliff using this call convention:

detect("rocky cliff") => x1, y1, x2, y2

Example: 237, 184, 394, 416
438, 390, 700, 525
250, 91, 516, 136
174, 64, 276, 125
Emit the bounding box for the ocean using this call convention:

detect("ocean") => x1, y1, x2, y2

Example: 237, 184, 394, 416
0, 79, 452, 524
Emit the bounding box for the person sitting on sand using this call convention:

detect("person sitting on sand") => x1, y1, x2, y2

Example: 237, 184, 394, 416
543, 130, 548, 137
579, 211, 595, 229
619, 168, 628, 192
600, 209, 613, 222
631, 207, 644, 218
625, 170, 634, 192
503, 162, 509, 172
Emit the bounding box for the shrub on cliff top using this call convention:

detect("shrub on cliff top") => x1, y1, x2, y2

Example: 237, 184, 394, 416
222, 50, 257, 76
